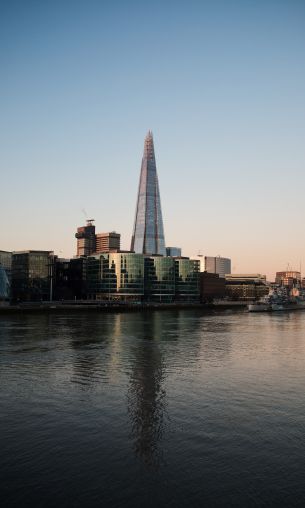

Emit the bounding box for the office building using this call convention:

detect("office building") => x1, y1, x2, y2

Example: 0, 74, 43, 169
131, 131, 166, 256
75, 219, 96, 257
174, 258, 200, 302
275, 271, 301, 288
95, 232, 121, 253
166, 247, 182, 257
87, 252, 200, 303
87, 252, 145, 301
200, 272, 225, 303
0, 265, 10, 301
225, 274, 268, 301
11, 251, 53, 302
145, 256, 175, 302
0, 250, 12, 281
204, 256, 231, 278
52, 257, 88, 300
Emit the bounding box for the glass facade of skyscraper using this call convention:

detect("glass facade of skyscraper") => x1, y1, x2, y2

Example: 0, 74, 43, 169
131, 132, 166, 256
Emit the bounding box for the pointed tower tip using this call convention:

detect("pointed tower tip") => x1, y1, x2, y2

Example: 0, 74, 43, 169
146, 130, 153, 139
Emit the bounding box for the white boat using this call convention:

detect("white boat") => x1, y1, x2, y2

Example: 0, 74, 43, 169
248, 302, 269, 312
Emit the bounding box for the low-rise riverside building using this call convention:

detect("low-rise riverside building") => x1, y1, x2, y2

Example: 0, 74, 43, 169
225, 274, 268, 301
275, 271, 301, 288
11, 251, 54, 302
52, 257, 87, 300
87, 252, 145, 302
145, 256, 175, 302
0, 250, 12, 301
0, 250, 12, 282
174, 258, 200, 302
200, 272, 225, 303
87, 253, 200, 303
0, 265, 10, 301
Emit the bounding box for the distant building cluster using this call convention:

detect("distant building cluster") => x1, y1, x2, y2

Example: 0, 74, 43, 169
3, 131, 299, 306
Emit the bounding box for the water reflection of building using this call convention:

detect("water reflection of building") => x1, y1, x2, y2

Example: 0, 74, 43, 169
127, 313, 167, 468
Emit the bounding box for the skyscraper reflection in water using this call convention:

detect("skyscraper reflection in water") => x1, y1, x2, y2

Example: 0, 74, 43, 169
127, 313, 167, 468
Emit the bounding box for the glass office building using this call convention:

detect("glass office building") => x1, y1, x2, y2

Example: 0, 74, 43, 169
87, 253, 200, 303
87, 253, 144, 301
166, 247, 182, 257
204, 256, 231, 278
0, 250, 12, 279
131, 131, 166, 256
11, 251, 53, 302
145, 256, 175, 302
0, 265, 10, 301
174, 258, 200, 302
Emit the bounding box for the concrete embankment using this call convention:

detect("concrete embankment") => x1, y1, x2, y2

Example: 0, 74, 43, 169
0, 301, 249, 314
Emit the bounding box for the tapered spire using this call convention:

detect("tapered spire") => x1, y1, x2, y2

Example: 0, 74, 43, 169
131, 132, 166, 255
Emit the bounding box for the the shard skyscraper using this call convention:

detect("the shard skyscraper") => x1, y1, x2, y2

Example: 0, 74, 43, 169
131, 131, 166, 256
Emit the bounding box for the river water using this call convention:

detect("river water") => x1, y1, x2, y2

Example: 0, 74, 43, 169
1, 309, 305, 507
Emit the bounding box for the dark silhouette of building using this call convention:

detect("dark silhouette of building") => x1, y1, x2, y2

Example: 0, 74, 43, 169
200, 272, 225, 302
11, 251, 53, 302
52, 257, 87, 300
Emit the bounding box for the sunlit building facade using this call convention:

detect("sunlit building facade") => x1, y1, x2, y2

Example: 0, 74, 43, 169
204, 256, 231, 278
225, 274, 268, 301
145, 256, 175, 302
131, 131, 166, 256
95, 232, 120, 253
275, 271, 301, 288
174, 258, 200, 302
75, 220, 96, 257
87, 252, 145, 301
87, 253, 200, 302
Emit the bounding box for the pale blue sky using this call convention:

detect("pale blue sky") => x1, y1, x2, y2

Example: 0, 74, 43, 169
1, 0, 304, 278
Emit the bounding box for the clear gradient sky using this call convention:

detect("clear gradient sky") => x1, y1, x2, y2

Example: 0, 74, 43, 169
1, 0, 305, 279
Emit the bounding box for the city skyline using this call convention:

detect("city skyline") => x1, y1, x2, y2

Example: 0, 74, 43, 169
1, 1, 305, 279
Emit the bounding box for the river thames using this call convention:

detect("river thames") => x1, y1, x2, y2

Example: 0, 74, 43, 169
1, 309, 305, 507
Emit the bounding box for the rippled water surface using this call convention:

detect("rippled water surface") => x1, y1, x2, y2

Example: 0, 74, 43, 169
1, 309, 305, 507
